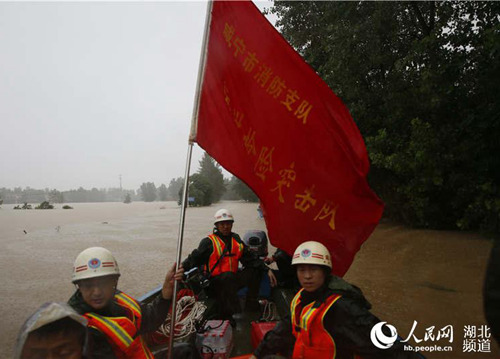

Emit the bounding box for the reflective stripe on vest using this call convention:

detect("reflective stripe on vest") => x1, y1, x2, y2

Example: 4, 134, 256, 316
115, 292, 142, 327
207, 234, 244, 276
86, 313, 133, 349
84, 292, 154, 359
290, 288, 342, 359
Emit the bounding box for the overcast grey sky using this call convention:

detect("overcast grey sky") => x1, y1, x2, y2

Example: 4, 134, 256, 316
0, 1, 274, 191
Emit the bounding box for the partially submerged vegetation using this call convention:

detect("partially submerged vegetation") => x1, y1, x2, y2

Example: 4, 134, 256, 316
13, 203, 32, 210
35, 201, 54, 210
13, 201, 55, 210
177, 153, 259, 207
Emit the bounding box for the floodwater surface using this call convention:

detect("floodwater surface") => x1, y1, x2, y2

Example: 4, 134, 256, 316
0, 201, 496, 358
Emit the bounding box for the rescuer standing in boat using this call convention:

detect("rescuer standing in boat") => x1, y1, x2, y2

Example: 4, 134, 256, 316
182, 209, 277, 321
68, 247, 184, 358
251, 241, 423, 359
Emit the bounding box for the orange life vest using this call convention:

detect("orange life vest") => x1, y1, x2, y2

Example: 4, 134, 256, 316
206, 234, 244, 277
290, 288, 342, 359
84, 291, 154, 359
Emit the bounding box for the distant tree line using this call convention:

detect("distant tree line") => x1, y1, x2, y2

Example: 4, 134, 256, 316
0, 187, 138, 205
1, 155, 259, 207
0, 172, 257, 207
270, 2, 500, 234
176, 153, 259, 207
139, 153, 259, 206
137, 179, 183, 203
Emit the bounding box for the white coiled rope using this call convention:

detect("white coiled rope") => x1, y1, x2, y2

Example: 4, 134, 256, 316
260, 300, 278, 322
157, 296, 207, 340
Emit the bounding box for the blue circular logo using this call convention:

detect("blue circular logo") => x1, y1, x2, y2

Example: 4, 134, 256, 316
88, 258, 101, 269
301, 249, 311, 258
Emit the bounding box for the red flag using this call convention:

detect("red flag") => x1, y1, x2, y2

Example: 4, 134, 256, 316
192, 0, 384, 276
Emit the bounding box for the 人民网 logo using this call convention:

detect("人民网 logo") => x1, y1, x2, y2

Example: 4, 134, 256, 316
370, 322, 398, 349
370, 320, 459, 353
301, 249, 311, 258
88, 258, 101, 269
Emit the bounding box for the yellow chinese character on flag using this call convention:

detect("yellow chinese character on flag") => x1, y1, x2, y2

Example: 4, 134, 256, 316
266, 76, 287, 99
243, 52, 259, 73
281, 89, 300, 111
254, 146, 274, 181
314, 202, 339, 231
233, 110, 244, 128
271, 162, 296, 203
233, 37, 246, 58
254, 64, 273, 88
223, 23, 235, 47
223, 83, 231, 106
294, 186, 317, 213
294, 100, 313, 124
243, 128, 257, 155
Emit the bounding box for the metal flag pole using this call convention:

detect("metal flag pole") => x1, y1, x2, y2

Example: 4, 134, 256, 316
167, 0, 213, 357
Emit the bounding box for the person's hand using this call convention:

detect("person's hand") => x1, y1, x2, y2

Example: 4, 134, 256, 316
264, 256, 274, 264
268, 269, 277, 287
162, 263, 184, 300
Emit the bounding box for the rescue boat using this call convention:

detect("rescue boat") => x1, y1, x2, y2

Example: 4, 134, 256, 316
138, 230, 294, 358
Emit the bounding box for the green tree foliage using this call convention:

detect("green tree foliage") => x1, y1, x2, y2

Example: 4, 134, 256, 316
1, 187, 137, 204
61, 187, 90, 203
231, 176, 259, 202
158, 184, 168, 201
49, 189, 64, 204
198, 152, 226, 203
13, 203, 32, 210
167, 177, 184, 201
178, 173, 213, 207
35, 201, 54, 209
271, 1, 500, 233
124, 193, 132, 204
222, 178, 240, 200
139, 182, 157, 202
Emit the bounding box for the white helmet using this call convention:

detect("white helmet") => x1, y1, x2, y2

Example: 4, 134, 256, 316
292, 241, 332, 269
214, 209, 234, 224
72, 247, 120, 283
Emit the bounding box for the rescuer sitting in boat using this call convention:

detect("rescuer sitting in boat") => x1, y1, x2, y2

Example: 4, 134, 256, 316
15, 302, 88, 359
264, 247, 301, 291
242, 230, 299, 291
182, 209, 277, 322
251, 241, 423, 359
68, 247, 184, 359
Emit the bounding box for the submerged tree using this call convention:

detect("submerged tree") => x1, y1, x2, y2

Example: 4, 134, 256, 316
35, 201, 54, 209
231, 176, 259, 202
167, 177, 184, 201
222, 178, 239, 200
178, 173, 213, 207
14, 203, 33, 210
198, 152, 226, 203
139, 182, 157, 202
158, 184, 168, 201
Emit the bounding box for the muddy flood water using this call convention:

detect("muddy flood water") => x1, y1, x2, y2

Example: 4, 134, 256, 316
0, 201, 497, 358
